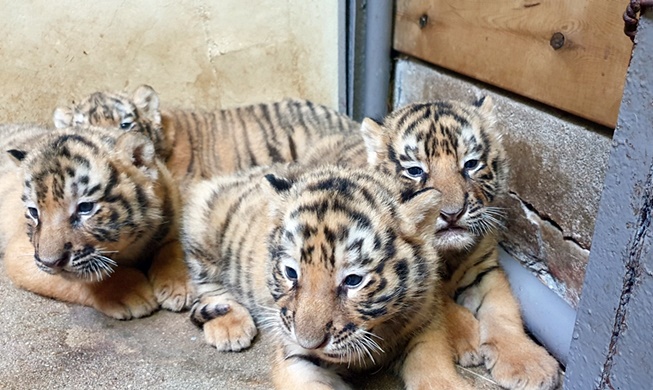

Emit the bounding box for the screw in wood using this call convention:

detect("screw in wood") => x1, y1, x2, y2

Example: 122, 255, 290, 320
419, 14, 429, 29
550, 32, 565, 50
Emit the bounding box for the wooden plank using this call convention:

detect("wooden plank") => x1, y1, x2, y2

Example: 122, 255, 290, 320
394, 0, 632, 128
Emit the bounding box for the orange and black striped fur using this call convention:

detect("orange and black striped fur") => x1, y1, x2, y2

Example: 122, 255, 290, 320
182, 165, 474, 389
0, 124, 190, 319
53, 85, 358, 188
325, 97, 559, 389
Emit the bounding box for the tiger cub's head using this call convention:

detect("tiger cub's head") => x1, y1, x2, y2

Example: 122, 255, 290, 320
53, 85, 169, 159
361, 97, 508, 252
8, 127, 165, 281
264, 166, 442, 367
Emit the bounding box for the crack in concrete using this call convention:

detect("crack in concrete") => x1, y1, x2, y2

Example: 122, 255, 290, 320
195, 3, 219, 80
597, 165, 653, 390
508, 190, 587, 249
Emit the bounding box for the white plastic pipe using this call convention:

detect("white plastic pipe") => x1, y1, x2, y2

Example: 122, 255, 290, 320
499, 248, 576, 366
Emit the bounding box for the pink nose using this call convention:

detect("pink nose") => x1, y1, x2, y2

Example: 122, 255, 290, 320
440, 203, 467, 223
296, 333, 328, 350
36, 251, 70, 268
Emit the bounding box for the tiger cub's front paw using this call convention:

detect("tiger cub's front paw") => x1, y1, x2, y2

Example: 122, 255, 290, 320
447, 302, 483, 367
481, 337, 561, 390
148, 249, 193, 312
150, 267, 192, 312
202, 301, 257, 351
90, 267, 159, 320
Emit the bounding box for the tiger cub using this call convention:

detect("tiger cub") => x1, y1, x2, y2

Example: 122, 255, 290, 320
182, 164, 474, 389
332, 97, 559, 390
53, 85, 358, 188
0, 124, 191, 319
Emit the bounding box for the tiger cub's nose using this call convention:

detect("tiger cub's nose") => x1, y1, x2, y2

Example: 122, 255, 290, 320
440, 203, 467, 223
36, 251, 71, 268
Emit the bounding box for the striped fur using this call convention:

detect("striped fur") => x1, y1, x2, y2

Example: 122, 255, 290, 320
182, 165, 473, 389
348, 97, 560, 389
0, 124, 191, 319
54, 85, 358, 188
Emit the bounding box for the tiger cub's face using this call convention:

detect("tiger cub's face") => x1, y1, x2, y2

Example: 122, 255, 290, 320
265, 168, 441, 366
53, 85, 167, 158
362, 97, 508, 252
9, 127, 162, 281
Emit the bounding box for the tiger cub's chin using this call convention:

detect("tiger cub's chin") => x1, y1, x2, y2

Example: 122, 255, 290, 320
183, 164, 474, 389
0, 124, 191, 320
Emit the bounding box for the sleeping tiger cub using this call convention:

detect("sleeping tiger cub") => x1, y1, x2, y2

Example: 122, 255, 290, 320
53, 85, 358, 187
182, 164, 474, 389
318, 97, 561, 389
0, 124, 190, 319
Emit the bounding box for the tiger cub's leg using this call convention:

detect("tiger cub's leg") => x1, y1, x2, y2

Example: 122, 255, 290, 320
190, 289, 257, 351
4, 231, 158, 320
148, 239, 192, 312
457, 251, 561, 390
271, 344, 352, 390
401, 315, 474, 390
444, 296, 483, 367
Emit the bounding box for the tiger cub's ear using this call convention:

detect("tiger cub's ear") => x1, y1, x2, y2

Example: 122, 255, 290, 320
132, 85, 161, 122
264, 174, 293, 194
115, 132, 158, 180
360, 118, 387, 166
399, 188, 442, 236
473, 95, 495, 117
53, 107, 74, 129
7, 149, 27, 166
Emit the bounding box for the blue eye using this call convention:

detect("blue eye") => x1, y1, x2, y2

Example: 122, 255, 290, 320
120, 121, 133, 130
284, 266, 298, 281
343, 274, 363, 288
406, 166, 424, 177
28, 207, 39, 219
464, 159, 480, 170
77, 202, 95, 215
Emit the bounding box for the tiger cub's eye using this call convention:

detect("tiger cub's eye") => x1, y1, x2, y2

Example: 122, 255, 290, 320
284, 266, 298, 281
77, 202, 95, 215
463, 159, 480, 170
405, 166, 424, 178
27, 207, 39, 219
343, 274, 363, 288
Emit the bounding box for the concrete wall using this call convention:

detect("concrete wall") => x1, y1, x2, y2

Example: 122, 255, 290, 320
1, 0, 339, 124
393, 58, 612, 307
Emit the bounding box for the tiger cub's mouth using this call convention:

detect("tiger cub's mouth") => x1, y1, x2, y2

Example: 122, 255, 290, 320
436, 224, 468, 236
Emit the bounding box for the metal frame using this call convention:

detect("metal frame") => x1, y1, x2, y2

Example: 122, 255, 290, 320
565, 11, 653, 389
338, 0, 393, 121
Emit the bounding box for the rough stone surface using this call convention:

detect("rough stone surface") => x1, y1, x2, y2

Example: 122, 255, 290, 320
0, 262, 505, 389
393, 58, 612, 307
499, 194, 590, 306
0, 0, 340, 125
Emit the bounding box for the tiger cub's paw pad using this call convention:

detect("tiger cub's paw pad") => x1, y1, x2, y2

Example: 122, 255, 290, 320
481, 340, 561, 390
203, 303, 257, 351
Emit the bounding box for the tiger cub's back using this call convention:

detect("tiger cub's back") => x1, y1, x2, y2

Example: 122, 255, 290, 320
163, 98, 358, 183
53, 86, 359, 188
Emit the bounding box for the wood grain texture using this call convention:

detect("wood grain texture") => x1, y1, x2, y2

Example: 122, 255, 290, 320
394, 0, 632, 127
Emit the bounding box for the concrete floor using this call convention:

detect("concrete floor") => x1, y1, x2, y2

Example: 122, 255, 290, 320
0, 262, 505, 390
